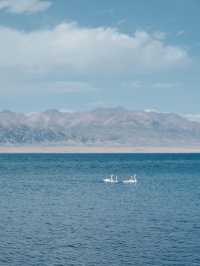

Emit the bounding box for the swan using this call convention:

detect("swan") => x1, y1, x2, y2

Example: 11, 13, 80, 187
123, 174, 137, 184
103, 175, 118, 183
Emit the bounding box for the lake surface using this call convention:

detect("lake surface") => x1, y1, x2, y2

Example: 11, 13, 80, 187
0, 153, 199, 266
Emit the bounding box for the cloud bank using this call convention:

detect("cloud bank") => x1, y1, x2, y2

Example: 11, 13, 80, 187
0, 0, 51, 14
0, 22, 191, 96
0, 23, 189, 74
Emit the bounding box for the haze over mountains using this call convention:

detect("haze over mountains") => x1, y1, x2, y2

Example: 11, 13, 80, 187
0, 107, 200, 146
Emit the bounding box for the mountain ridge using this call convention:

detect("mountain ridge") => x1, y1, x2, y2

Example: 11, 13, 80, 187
0, 108, 200, 146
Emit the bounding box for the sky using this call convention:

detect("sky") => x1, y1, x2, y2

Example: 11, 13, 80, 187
0, 0, 199, 115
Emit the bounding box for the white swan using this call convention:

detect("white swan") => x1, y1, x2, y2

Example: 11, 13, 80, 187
103, 175, 118, 183
123, 174, 137, 184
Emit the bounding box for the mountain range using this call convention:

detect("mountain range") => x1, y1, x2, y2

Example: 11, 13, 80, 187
0, 107, 200, 146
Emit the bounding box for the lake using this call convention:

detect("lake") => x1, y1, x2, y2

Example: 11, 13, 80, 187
0, 153, 199, 265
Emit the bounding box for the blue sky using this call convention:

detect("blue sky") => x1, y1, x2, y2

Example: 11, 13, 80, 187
0, 0, 199, 115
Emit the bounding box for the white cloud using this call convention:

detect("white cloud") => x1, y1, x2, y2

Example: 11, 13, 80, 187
0, 23, 190, 76
0, 22, 191, 96
0, 0, 51, 14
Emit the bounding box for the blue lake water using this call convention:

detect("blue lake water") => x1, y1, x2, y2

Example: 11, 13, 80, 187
0, 153, 199, 266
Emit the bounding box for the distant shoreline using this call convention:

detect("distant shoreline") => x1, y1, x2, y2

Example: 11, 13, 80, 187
0, 146, 200, 153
